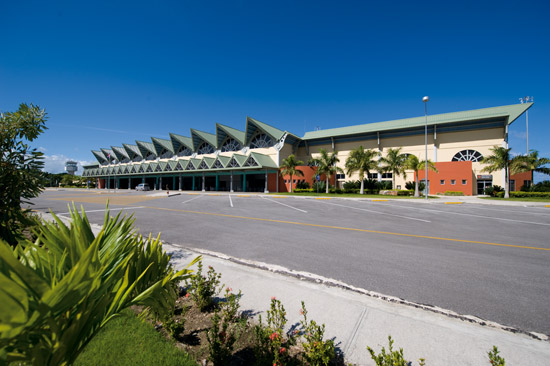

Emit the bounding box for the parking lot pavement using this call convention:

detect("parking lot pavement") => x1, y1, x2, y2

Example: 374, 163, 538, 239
30, 190, 550, 337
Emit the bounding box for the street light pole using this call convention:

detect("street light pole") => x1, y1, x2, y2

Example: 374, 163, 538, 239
519, 96, 533, 154
423, 96, 429, 200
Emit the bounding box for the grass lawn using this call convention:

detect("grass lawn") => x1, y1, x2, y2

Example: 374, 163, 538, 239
74, 310, 197, 366
479, 196, 550, 203
269, 191, 437, 199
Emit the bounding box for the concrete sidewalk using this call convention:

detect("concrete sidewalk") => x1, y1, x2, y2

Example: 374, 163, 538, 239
166, 244, 550, 366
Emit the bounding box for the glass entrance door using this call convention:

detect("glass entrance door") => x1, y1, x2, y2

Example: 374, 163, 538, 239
477, 179, 492, 195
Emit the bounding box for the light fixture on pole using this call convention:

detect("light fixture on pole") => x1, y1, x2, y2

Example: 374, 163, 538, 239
519, 96, 533, 154
423, 96, 429, 200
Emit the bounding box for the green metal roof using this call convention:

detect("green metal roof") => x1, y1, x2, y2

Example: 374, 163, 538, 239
216, 123, 245, 147
151, 137, 175, 155
123, 144, 142, 159
169, 133, 194, 153
245, 117, 286, 145
136, 141, 157, 159
248, 152, 278, 168
190, 129, 217, 151
111, 146, 130, 161
216, 155, 231, 167
92, 150, 108, 164
302, 103, 533, 141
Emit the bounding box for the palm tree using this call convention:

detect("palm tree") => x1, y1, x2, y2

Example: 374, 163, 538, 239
481, 146, 512, 198
279, 154, 304, 192
510, 150, 550, 177
345, 146, 379, 194
379, 147, 408, 189
309, 148, 343, 193
405, 155, 438, 197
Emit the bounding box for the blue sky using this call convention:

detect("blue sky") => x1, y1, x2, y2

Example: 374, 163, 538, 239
1, 0, 548, 180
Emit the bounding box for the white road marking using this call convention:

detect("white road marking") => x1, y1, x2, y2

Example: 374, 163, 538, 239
182, 195, 203, 204
229, 195, 234, 208
318, 201, 431, 223
57, 206, 145, 215
456, 205, 550, 217
383, 203, 550, 226
261, 196, 308, 213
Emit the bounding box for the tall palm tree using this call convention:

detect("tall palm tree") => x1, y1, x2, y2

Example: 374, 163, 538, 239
309, 148, 343, 193
279, 154, 304, 193
510, 150, 550, 177
481, 146, 512, 198
405, 155, 438, 197
379, 147, 408, 189
345, 146, 379, 194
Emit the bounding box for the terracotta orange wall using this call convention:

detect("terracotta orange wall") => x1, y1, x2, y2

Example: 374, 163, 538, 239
416, 161, 474, 195
279, 166, 335, 192
510, 171, 533, 190
98, 178, 105, 188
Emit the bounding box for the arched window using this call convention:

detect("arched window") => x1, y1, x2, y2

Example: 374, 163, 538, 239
198, 142, 215, 154
250, 133, 273, 148
221, 138, 242, 152
452, 150, 483, 162
177, 145, 192, 157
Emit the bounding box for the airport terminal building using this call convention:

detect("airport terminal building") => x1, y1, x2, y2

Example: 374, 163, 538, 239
82, 102, 533, 195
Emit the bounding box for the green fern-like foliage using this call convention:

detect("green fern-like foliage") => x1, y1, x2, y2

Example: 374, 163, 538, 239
0, 204, 199, 366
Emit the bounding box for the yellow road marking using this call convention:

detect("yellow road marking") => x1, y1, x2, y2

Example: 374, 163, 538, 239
546, 205, 550, 208
445, 202, 464, 205
237, 195, 251, 197
208, 194, 221, 196
142, 206, 549, 252
315, 197, 331, 200
372, 199, 388, 202
269, 195, 288, 198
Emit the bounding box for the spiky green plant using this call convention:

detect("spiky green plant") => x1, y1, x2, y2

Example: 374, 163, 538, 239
0, 204, 199, 366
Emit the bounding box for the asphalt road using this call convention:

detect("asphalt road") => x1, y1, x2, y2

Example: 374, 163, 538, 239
29, 189, 550, 336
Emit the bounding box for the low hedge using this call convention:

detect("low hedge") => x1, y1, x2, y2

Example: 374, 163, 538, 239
495, 191, 550, 198
444, 191, 464, 196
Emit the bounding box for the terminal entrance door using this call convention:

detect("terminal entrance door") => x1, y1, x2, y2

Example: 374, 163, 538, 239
477, 175, 493, 195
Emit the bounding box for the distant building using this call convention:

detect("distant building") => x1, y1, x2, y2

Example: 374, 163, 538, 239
82, 102, 533, 194
65, 160, 78, 175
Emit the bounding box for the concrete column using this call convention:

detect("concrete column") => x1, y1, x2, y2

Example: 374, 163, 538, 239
433, 145, 438, 162
264, 169, 269, 193
230, 171, 234, 192
243, 173, 246, 192
192, 176, 195, 191
202, 173, 205, 192
179, 175, 182, 191
159, 176, 163, 190
173, 176, 176, 190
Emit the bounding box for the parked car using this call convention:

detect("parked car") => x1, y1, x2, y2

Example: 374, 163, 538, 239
135, 183, 150, 191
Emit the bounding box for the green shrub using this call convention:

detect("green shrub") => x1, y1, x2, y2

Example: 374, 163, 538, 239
329, 188, 343, 194
405, 181, 425, 192
377, 181, 393, 190
367, 336, 425, 366
495, 191, 550, 198
312, 181, 327, 192
254, 298, 296, 366
299, 301, 335, 366
444, 191, 464, 196
0, 205, 199, 366
397, 190, 414, 196
296, 180, 311, 189
343, 180, 361, 190
206, 287, 244, 366
293, 188, 314, 193
528, 180, 550, 192
0, 103, 48, 246
185, 260, 223, 312
487, 346, 505, 365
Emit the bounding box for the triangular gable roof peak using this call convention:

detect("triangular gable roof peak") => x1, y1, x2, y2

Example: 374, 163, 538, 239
248, 152, 278, 169
169, 133, 194, 152
111, 146, 130, 161
216, 123, 245, 147
100, 148, 116, 163
92, 150, 108, 164
190, 129, 217, 150
245, 116, 285, 146
151, 137, 175, 156
302, 103, 534, 141
122, 144, 142, 159
136, 140, 157, 158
